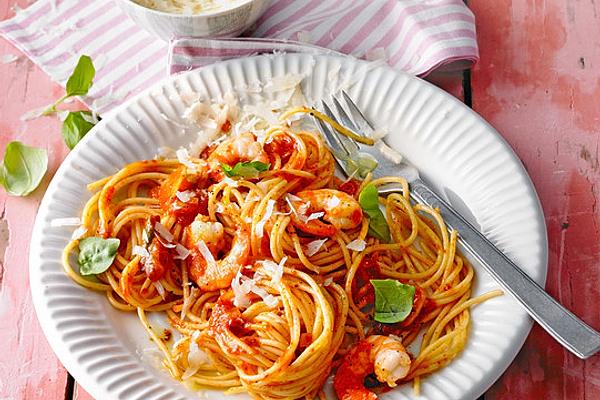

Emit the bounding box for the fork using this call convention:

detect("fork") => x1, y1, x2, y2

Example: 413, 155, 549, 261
313, 91, 600, 360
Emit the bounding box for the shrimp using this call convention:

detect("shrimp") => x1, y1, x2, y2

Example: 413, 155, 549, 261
289, 189, 363, 237
186, 215, 225, 254
334, 335, 411, 400
207, 132, 269, 168
185, 218, 250, 291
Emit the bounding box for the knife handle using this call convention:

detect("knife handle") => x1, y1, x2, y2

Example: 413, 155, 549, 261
410, 178, 600, 359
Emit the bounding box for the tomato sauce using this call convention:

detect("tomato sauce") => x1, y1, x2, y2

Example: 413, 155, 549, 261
220, 119, 231, 133
144, 238, 175, 282
209, 299, 257, 354
352, 253, 382, 308
155, 168, 209, 226
338, 178, 361, 196
333, 340, 376, 400
264, 134, 296, 165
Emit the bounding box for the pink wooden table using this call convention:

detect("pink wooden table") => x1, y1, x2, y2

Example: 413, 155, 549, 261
1, 0, 598, 399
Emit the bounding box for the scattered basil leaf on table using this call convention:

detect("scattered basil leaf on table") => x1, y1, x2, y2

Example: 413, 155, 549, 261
65, 55, 96, 96
62, 111, 98, 149
358, 183, 391, 242
78, 237, 120, 275
370, 279, 416, 323
0, 141, 48, 196
221, 161, 270, 178
43, 55, 96, 116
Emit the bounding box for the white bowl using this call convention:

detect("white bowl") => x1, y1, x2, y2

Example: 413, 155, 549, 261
116, 0, 272, 41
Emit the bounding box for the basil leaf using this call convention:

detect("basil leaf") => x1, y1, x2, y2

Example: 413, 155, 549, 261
358, 183, 390, 242
221, 161, 270, 178
66, 55, 95, 97
371, 279, 416, 323
62, 111, 96, 149
78, 237, 120, 275
0, 141, 48, 196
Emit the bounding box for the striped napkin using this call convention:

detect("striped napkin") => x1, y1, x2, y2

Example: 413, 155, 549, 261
0, 0, 478, 115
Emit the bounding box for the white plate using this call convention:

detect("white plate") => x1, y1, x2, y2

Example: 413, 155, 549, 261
30, 54, 547, 400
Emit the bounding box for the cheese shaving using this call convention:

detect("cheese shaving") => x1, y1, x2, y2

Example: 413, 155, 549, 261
175, 191, 195, 205
306, 211, 324, 222
176, 190, 195, 203
231, 269, 253, 308
182, 332, 211, 381
181, 287, 197, 321
255, 200, 276, 238
323, 277, 333, 287
174, 244, 190, 260
286, 193, 302, 202
50, 217, 81, 227
252, 285, 280, 308
176, 148, 197, 171
222, 177, 239, 187
153, 281, 166, 300
232, 268, 280, 309
156, 146, 176, 159
197, 240, 217, 269
132, 245, 150, 258
264, 73, 305, 92
71, 226, 87, 240
375, 140, 404, 164
306, 239, 327, 257
260, 256, 287, 284
153, 222, 174, 243
346, 239, 367, 252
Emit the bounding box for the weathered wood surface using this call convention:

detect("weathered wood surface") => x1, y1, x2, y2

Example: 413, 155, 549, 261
2, 0, 599, 399
0, 0, 71, 398
471, 0, 600, 399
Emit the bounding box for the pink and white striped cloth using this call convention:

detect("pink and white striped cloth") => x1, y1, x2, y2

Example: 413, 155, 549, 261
0, 0, 478, 115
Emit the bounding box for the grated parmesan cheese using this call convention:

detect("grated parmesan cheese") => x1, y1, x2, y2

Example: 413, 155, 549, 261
176, 190, 195, 203
71, 226, 87, 240
232, 268, 280, 309
156, 146, 176, 158
181, 287, 197, 322
50, 217, 81, 227
176, 148, 197, 171
255, 200, 276, 238
374, 140, 404, 164
306, 239, 327, 257
305, 211, 324, 222
231, 269, 253, 308
222, 177, 239, 187
182, 331, 211, 380
154, 221, 175, 243
153, 281, 167, 300
346, 239, 367, 252
197, 240, 217, 269
174, 244, 190, 260
259, 256, 287, 284
132, 245, 150, 258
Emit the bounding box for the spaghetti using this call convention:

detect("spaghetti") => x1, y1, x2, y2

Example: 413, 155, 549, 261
63, 109, 501, 400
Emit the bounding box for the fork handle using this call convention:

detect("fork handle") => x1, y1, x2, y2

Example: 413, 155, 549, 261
409, 178, 600, 359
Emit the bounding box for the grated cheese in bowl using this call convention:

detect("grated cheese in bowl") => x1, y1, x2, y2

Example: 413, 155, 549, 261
132, 0, 244, 14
